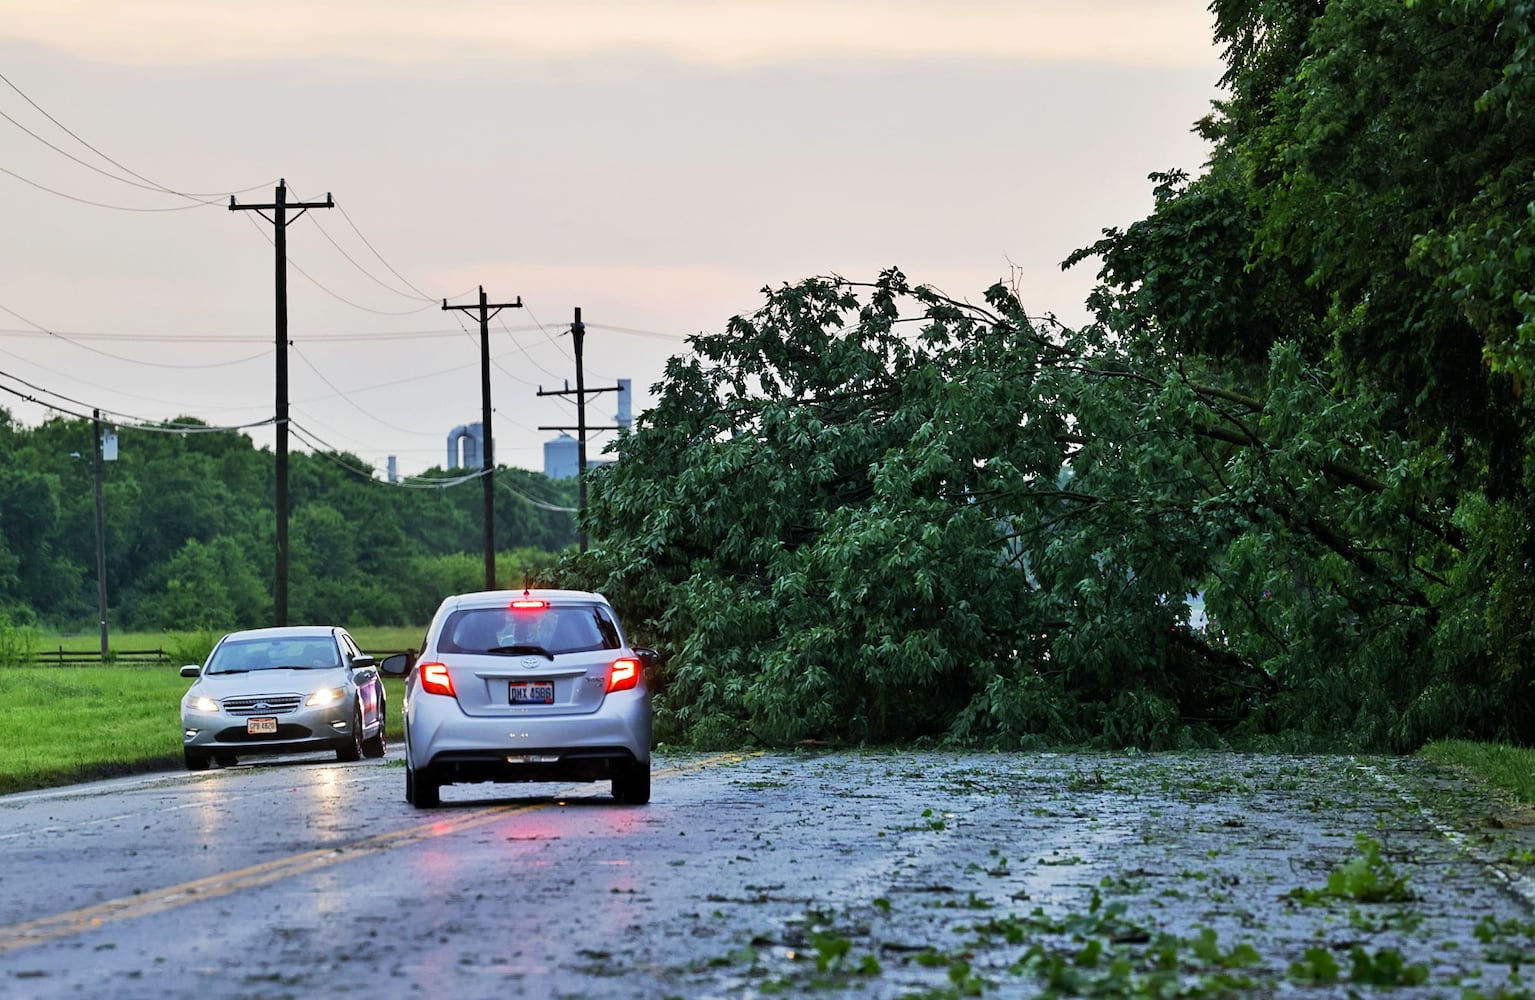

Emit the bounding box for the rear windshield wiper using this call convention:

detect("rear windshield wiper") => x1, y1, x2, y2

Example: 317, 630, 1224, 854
483, 644, 554, 660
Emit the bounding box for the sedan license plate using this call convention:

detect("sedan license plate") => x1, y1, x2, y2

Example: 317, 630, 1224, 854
510, 681, 555, 705
247, 717, 277, 735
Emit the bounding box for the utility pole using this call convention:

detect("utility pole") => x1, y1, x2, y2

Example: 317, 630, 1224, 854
538, 307, 623, 553
229, 179, 333, 625
91, 409, 108, 661
443, 286, 523, 589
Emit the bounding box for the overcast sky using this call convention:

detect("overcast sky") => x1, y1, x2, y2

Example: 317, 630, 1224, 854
1, 2, 1223, 480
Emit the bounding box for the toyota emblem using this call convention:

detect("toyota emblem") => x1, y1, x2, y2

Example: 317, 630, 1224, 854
521, 656, 541, 669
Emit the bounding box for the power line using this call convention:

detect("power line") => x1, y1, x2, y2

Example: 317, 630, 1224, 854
0, 339, 266, 416
500, 477, 577, 513
0, 68, 274, 201
337, 204, 449, 301
0, 367, 276, 433
586, 322, 691, 342
236, 213, 439, 317
0, 325, 548, 342
0, 105, 221, 203
0, 164, 213, 212
0, 296, 271, 372
303, 207, 440, 304
290, 344, 439, 437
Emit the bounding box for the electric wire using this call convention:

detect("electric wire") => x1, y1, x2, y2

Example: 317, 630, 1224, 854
499, 478, 577, 513
0, 164, 211, 212
288, 184, 478, 307
0, 105, 219, 205
0, 339, 267, 417
287, 420, 384, 478
336, 204, 443, 301
237, 212, 440, 317
444, 308, 573, 420
0, 367, 275, 433
586, 322, 691, 342
290, 344, 441, 437
0, 69, 274, 200
0, 298, 272, 371
0, 326, 506, 343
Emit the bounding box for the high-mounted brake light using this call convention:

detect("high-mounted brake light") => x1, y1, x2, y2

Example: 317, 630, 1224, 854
510, 599, 549, 610
419, 662, 455, 697
607, 657, 640, 693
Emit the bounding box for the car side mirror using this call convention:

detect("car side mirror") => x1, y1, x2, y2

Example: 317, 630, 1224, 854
180, 664, 201, 678
633, 647, 659, 671
350, 655, 377, 669
380, 652, 413, 677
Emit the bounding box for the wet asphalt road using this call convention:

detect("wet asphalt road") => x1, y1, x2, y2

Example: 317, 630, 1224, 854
1, 748, 1534, 999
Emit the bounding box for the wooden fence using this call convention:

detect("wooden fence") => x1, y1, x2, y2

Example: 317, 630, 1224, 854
20, 647, 172, 667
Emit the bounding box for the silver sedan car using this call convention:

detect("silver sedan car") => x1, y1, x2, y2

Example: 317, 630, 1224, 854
179, 626, 387, 770
381, 589, 654, 808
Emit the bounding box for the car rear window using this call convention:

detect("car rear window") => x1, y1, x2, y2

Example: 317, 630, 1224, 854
439, 606, 621, 655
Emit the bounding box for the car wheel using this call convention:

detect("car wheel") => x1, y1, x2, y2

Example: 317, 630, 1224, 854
405, 761, 435, 811
184, 750, 211, 772
407, 763, 440, 808
337, 707, 364, 762
417, 775, 440, 808
611, 760, 651, 805
362, 703, 386, 759
214, 753, 238, 767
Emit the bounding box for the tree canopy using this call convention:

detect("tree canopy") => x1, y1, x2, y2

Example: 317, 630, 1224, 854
563, 0, 1535, 752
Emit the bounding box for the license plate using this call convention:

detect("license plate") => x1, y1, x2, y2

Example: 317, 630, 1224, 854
510, 682, 554, 705
247, 717, 277, 735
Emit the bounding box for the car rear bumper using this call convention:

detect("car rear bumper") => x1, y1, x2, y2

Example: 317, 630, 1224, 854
423, 746, 642, 783
404, 690, 652, 783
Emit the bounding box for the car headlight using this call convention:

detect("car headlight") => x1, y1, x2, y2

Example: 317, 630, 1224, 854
187, 695, 219, 713
306, 687, 345, 708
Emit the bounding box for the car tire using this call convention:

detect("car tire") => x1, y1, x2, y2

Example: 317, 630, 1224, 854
362, 703, 387, 759
337, 707, 364, 762
611, 760, 651, 805
407, 763, 440, 808
184, 750, 211, 772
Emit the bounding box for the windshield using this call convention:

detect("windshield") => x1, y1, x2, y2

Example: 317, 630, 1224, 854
207, 637, 341, 673
439, 606, 620, 655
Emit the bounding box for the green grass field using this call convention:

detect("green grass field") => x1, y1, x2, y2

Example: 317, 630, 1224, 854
0, 628, 418, 795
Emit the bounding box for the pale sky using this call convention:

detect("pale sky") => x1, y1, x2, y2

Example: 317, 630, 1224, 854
0, 2, 1223, 479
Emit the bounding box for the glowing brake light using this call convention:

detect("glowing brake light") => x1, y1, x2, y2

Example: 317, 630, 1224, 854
419, 662, 455, 697
510, 599, 549, 610
607, 657, 640, 693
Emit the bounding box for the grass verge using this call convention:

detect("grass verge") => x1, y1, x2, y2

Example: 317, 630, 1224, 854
0, 666, 408, 796
1419, 739, 1535, 805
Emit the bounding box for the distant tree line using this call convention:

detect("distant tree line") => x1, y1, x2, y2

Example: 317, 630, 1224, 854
0, 411, 577, 632
555, 0, 1535, 752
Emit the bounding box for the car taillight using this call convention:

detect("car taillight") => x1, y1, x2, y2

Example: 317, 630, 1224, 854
607, 657, 641, 693
419, 662, 455, 697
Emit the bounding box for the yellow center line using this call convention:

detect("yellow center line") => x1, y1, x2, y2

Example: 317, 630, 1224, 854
0, 751, 764, 956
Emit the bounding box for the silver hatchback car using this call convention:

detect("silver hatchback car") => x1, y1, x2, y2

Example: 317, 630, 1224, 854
179, 626, 387, 770
381, 589, 654, 808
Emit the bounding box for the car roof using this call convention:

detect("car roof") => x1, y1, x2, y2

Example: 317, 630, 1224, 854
439, 589, 610, 611
219, 626, 342, 642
